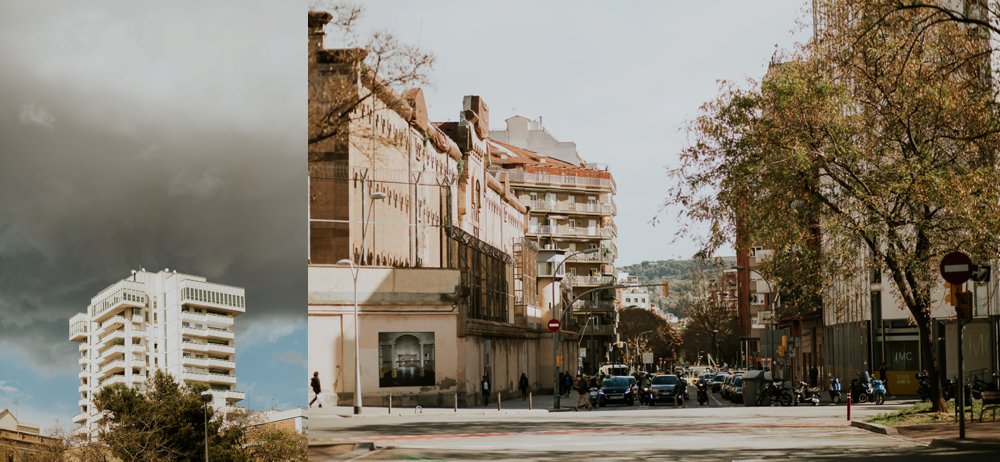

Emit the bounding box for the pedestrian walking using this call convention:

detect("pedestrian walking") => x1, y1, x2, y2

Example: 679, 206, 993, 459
309, 371, 322, 408
481, 374, 491, 406
574, 374, 593, 411
562, 372, 572, 398
519, 372, 530, 400
879, 362, 890, 396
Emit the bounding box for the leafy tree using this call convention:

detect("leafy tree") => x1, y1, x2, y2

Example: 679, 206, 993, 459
674, 268, 740, 365
667, 1, 1000, 411
308, 2, 435, 148
92, 371, 306, 461
617, 307, 681, 369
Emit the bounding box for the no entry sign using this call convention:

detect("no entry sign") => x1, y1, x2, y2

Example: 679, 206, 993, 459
547, 319, 561, 332
940, 251, 974, 285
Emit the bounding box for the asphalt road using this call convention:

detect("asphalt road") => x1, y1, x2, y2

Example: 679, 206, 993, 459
310, 396, 998, 461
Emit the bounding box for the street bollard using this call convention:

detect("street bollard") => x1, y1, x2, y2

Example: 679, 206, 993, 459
529, 392, 533, 410
497, 392, 502, 411
847, 391, 852, 421
454, 393, 458, 412
388, 394, 392, 414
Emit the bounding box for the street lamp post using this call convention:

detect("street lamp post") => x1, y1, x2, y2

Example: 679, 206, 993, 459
551, 247, 601, 410
337, 191, 386, 415
199, 391, 212, 462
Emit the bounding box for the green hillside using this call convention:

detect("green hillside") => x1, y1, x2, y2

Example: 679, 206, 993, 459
618, 258, 733, 314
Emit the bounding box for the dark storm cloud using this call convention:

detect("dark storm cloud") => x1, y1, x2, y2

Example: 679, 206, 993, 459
0, 1, 306, 374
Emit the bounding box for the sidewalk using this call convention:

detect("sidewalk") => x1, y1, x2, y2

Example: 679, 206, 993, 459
895, 421, 1000, 450
309, 392, 573, 419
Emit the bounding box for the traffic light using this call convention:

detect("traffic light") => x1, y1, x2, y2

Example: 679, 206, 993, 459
944, 282, 959, 306
661, 280, 670, 297
972, 264, 991, 283
956, 291, 973, 323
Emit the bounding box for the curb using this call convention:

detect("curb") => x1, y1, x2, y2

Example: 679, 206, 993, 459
850, 420, 899, 435
928, 438, 1000, 450
316, 409, 550, 419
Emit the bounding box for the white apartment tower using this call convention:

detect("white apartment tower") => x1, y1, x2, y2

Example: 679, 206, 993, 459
69, 269, 245, 432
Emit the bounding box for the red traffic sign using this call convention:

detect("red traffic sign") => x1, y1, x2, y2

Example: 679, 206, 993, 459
940, 251, 974, 285
547, 319, 561, 332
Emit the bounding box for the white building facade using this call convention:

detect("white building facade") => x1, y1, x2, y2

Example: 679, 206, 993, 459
69, 269, 245, 434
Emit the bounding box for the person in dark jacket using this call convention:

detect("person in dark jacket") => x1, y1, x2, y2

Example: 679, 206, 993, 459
574, 374, 593, 411
310, 372, 322, 408
481, 374, 491, 406
519, 372, 530, 400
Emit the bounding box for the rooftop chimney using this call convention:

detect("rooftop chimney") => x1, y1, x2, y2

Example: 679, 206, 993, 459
308, 11, 333, 64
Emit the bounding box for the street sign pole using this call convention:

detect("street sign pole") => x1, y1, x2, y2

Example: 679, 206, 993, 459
940, 251, 974, 440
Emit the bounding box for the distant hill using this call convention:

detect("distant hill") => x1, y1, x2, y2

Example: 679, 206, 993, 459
618, 258, 733, 315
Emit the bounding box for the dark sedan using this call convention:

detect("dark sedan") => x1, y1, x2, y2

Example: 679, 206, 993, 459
650, 374, 683, 404
598, 376, 636, 406
711, 373, 730, 393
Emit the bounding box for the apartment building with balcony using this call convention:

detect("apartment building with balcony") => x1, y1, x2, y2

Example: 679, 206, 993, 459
69, 269, 245, 435
307, 11, 577, 407
487, 117, 619, 374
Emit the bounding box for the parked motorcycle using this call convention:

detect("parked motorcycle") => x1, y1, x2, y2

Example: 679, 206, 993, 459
850, 374, 876, 404
829, 378, 842, 405
872, 379, 886, 405
756, 380, 793, 407
916, 371, 955, 402
794, 381, 821, 406
697, 381, 709, 406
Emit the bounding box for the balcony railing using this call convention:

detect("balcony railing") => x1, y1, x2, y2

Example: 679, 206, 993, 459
566, 274, 615, 287
73, 413, 88, 424
528, 225, 615, 239
504, 170, 616, 192
524, 200, 617, 216
572, 300, 618, 312
179, 280, 245, 314
566, 250, 616, 263
97, 316, 126, 335
91, 280, 146, 321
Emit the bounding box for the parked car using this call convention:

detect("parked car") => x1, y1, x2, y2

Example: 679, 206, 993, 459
711, 373, 730, 393
598, 376, 636, 406
650, 374, 682, 404
730, 374, 744, 403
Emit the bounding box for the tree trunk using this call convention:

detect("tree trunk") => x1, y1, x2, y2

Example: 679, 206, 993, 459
916, 313, 947, 412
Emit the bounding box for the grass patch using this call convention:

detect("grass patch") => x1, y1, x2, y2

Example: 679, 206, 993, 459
867, 400, 984, 427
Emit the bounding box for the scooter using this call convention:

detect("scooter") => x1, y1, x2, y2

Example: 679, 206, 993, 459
873, 379, 886, 405
794, 381, 821, 406
697, 381, 709, 406
829, 378, 842, 405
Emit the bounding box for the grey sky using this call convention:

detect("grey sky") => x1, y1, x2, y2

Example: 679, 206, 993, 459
352, 0, 813, 264
0, 0, 305, 430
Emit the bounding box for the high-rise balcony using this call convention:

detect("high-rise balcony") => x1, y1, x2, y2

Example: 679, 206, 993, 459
98, 330, 125, 346
97, 316, 126, 336
91, 280, 146, 322
78, 370, 88, 380
183, 372, 237, 386
572, 299, 618, 312
525, 199, 617, 217
206, 357, 235, 369
566, 274, 616, 287
582, 324, 616, 336
502, 169, 616, 193
566, 249, 616, 263
98, 360, 126, 378
528, 225, 616, 239
69, 314, 89, 342
179, 280, 245, 315
99, 345, 126, 362
100, 375, 127, 387
205, 327, 235, 340
206, 343, 236, 355
79, 384, 88, 393
215, 390, 246, 404
73, 413, 88, 424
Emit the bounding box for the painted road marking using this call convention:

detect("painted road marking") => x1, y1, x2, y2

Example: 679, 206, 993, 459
358, 421, 850, 442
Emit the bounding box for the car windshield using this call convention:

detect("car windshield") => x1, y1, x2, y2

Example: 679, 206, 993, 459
603, 378, 628, 387
734, 377, 742, 386
714, 374, 728, 381
652, 376, 677, 385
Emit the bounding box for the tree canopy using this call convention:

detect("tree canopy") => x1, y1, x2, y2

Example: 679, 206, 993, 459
667, 0, 1000, 411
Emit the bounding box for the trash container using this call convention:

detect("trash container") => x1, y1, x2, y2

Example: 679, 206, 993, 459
741, 370, 773, 406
